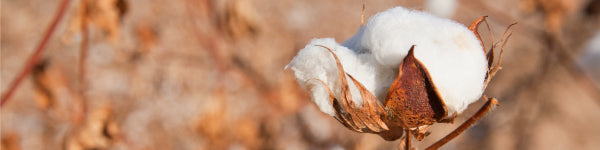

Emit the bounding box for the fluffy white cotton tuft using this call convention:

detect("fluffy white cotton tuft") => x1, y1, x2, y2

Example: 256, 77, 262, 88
287, 6, 488, 117
286, 38, 392, 116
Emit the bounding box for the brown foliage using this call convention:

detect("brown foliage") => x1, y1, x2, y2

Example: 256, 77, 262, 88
2, 0, 600, 149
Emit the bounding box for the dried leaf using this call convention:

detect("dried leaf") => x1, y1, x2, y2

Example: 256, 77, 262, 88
32, 60, 53, 110
31, 60, 84, 123
220, 0, 259, 39
66, 106, 118, 150
64, 0, 127, 43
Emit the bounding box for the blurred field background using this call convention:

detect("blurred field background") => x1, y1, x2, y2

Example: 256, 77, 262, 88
2, 0, 600, 149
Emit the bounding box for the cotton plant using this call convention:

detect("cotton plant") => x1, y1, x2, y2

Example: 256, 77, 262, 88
286, 6, 514, 150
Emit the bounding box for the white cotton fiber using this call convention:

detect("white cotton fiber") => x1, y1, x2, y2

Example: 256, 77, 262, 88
287, 6, 488, 117
286, 38, 387, 116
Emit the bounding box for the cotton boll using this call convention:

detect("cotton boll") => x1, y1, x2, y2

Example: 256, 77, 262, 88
286, 38, 384, 116
290, 6, 490, 118
359, 7, 488, 116
287, 6, 499, 145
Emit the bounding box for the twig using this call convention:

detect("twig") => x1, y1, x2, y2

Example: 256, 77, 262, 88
426, 97, 499, 150
1, 0, 73, 107
76, 0, 89, 124
78, 0, 88, 99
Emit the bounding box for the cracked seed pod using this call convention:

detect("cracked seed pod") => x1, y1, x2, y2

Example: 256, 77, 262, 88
286, 6, 503, 141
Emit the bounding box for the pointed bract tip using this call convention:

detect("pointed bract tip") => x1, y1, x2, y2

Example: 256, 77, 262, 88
407, 45, 416, 56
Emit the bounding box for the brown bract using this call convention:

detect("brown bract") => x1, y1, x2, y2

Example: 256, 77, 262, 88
383, 46, 447, 136
311, 45, 389, 133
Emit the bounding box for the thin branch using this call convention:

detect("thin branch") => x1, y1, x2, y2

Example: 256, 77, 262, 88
75, 0, 89, 124
78, 0, 88, 98
426, 97, 499, 150
1, 0, 73, 107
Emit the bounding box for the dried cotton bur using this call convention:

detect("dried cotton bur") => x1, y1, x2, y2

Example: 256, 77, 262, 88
286, 7, 514, 150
